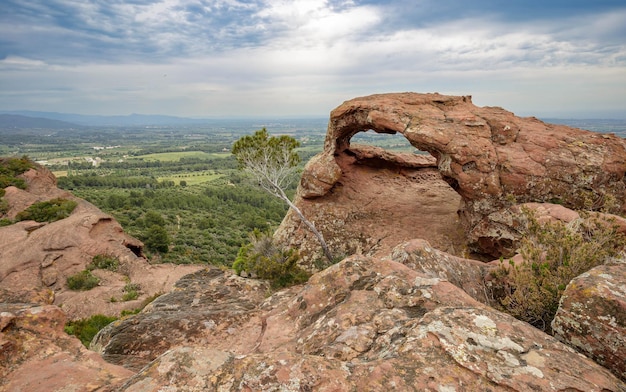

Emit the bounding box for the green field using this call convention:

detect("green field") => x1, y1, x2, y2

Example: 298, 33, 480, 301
130, 151, 230, 162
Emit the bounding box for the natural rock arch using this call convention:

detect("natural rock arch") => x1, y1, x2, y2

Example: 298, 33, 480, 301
294, 92, 626, 257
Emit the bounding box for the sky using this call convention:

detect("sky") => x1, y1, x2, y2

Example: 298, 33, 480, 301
1, 0, 625, 118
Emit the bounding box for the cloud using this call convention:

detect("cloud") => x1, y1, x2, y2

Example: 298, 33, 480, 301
0, 0, 625, 117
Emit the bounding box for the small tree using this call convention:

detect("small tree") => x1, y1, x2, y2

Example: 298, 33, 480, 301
232, 128, 333, 262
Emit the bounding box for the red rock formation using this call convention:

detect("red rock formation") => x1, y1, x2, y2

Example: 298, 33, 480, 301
552, 262, 626, 382
275, 143, 466, 265
0, 165, 203, 319
280, 92, 626, 259
0, 304, 133, 392
98, 254, 625, 391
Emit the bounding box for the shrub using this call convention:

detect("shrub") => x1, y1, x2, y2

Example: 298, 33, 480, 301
488, 209, 626, 332
0, 156, 34, 189
88, 254, 119, 272
64, 314, 118, 347
233, 229, 309, 289
122, 282, 140, 301
0, 198, 8, 216
143, 224, 170, 253
67, 270, 100, 291
15, 198, 77, 223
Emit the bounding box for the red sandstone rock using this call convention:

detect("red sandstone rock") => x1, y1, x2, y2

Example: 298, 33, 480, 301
552, 262, 626, 382
282, 92, 626, 259
391, 238, 492, 303
0, 304, 133, 392
113, 255, 625, 391
275, 143, 465, 266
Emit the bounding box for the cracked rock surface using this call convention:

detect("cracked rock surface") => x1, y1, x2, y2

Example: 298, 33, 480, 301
105, 253, 625, 391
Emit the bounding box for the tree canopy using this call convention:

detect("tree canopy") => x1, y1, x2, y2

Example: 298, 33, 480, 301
232, 128, 333, 262
231, 128, 301, 199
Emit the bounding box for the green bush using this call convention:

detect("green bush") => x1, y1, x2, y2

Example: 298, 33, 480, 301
0, 156, 34, 189
122, 282, 140, 301
64, 314, 118, 347
0, 198, 8, 216
488, 209, 626, 332
88, 254, 119, 272
67, 270, 100, 291
15, 198, 78, 223
143, 224, 171, 253
233, 229, 309, 289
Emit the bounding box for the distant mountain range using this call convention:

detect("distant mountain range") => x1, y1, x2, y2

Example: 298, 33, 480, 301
0, 111, 213, 127
1, 110, 624, 136
0, 114, 83, 129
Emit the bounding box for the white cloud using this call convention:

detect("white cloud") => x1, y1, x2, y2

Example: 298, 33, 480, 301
0, 0, 624, 117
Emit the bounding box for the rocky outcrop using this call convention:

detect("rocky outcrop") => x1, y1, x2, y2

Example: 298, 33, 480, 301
278, 92, 626, 260
275, 144, 466, 265
0, 303, 133, 392
103, 253, 625, 391
0, 165, 203, 319
391, 238, 492, 303
552, 262, 626, 382
91, 268, 272, 371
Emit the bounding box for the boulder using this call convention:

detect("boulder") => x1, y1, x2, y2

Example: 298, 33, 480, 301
552, 262, 626, 382
108, 254, 624, 391
390, 238, 492, 303
91, 268, 272, 371
471, 202, 626, 257
278, 92, 626, 260
0, 304, 133, 392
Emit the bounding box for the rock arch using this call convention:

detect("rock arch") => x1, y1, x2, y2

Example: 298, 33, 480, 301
294, 92, 626, 257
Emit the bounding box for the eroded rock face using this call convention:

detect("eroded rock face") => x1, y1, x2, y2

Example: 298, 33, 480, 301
0, 304, 133, 392
107, 254, 624, 391
0, 165, 203, 319
91, 268, 272, 371
275, 144, 466, 265
552, 262, 626, 382
280, 92, 626, 259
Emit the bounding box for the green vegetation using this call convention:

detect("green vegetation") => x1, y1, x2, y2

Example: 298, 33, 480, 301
15, 198, 77, 223
65, 291, 164, 347
0, 156, 34, 189
233, 229, 309, 289
88, 254, 119, 272
488, 209, 626, 333
122, 282, 141, 301
64, 314, 118, 347
66, 270, 100, 291
232, 128, 333, 262
0, 123, 328, 266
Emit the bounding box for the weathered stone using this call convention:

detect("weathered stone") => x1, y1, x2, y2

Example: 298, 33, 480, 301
552, 262, 626, 382
278, 92, 626, 259
118, 254, 626, 391
91, 268, 271, 371
471, 202, 626, 257
275, 144, 465, 266
0, 304, 133, 392
391, 238, 492, 303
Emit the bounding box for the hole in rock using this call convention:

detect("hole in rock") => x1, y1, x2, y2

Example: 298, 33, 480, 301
350, 129, 429, 155
324, 127, 467, 257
